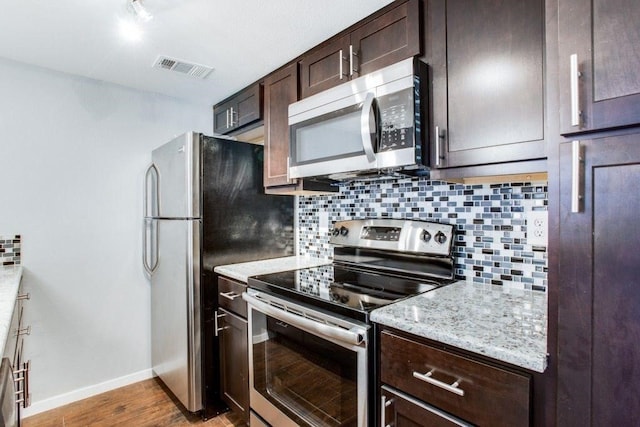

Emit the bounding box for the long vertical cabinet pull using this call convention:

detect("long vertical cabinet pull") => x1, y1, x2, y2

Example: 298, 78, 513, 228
380, 395, 393, 427
339, 50, 344, 80
349, 45, 358, 76
570, 54, 582, 127
571, 140, 583, 213
434, 126, 445, 167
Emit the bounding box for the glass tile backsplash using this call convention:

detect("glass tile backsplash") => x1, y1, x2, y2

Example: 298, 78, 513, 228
0, 235, 21, 266
297, 177, 548, 292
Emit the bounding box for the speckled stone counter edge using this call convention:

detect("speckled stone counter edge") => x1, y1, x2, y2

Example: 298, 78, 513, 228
0, 266, 23, 356
371, 281, 548, 373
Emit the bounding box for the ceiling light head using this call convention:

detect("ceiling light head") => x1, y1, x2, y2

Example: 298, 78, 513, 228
128, 0, 153, 22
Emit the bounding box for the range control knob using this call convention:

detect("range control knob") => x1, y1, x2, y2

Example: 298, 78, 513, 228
421, 230, 432, 242
332, 228, 340, 237
340, 226, 349, 236
435, 231, 448, 244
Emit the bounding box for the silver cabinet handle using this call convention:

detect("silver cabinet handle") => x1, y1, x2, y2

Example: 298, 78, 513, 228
413, 369, 465, 396
14, 360, 30, 408
220, 291, 240, 301
349, 44, 357, 76
339, 49, 344, 80
16, 293, 30, 301
380, 395, 393, 427
229, 107, 236, 127
225, 109, 230, 129
570, 54, 582, 127
15, 325, 31, 337
434, 126, 445, 167
214, 310, 227, 336
361, 92, 377, 163
571, 140, 583, 213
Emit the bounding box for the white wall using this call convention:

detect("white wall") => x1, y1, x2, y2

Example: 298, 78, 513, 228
0, 57, 211, 414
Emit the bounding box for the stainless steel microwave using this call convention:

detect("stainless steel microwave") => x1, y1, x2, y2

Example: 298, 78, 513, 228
288, 58, 429, 181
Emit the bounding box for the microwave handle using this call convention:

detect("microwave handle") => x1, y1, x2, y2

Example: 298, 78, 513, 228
360, 92, 377, 163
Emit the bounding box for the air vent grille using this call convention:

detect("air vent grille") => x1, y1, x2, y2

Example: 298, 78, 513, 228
153, 56, 213, 79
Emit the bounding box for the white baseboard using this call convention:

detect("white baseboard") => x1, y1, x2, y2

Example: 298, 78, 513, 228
22, 368, 155, 418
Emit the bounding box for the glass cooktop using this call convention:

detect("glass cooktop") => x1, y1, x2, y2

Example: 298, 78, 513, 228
248, 264, 448, 322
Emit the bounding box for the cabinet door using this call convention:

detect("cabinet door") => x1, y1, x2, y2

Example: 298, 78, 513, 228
381, 386, 469, 427
234, 84, 263, 129
213, 101, 233, 134
558, 0, 640, 134
429, 0, 545, 168
264, 63, 298, 188
350, 0, 420, 77
219, 308, 249, 422
557, 133, 640, 425
299, 35, 350, 99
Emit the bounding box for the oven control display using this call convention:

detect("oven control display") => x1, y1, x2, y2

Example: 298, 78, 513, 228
361, 226, 401, 241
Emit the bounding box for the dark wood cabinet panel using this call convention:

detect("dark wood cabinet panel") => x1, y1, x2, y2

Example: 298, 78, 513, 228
219, 308, 249, 422
558, 0, 640, 133
263, 63, 298, 188
299, 0, 420, 99
557, 133, 640, 426
213, 84, 263, 135
299, 35, 350, 99
350, 0, 420, 77
381, 386, 465, 427
380, 330, 530, 427
428, 0, 546, 169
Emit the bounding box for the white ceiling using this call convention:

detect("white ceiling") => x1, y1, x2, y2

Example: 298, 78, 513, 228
0, 0, 395, 106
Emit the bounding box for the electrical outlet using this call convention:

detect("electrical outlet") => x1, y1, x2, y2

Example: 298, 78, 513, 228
527, 210, 548, 247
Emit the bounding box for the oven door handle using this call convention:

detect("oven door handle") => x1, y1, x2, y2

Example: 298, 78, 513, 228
243, 292, 367, 347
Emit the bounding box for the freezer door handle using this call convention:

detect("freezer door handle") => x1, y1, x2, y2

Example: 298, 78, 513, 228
143, 219, 159, 275
144, 164, 159, 218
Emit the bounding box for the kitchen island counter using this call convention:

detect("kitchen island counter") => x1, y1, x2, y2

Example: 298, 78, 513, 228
0, 265, 23, 356
371, 281, 547, 373
214, 256, 329, 283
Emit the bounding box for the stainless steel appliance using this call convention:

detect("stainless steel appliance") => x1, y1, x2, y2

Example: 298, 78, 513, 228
0, 358, 17, 427
143, 132, 294, 416
245, 219, 456, 427
288, 58, 429, 181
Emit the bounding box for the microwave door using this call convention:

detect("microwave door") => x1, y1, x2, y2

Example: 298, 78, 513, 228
288, 91, 378, 179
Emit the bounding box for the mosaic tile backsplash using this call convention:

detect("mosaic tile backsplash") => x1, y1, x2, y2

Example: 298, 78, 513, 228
0, 235, 21, 266
297, 177, 548, 292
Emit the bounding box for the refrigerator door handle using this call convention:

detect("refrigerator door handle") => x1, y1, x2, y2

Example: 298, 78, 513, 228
143, 219, 159, 275
144, 163, 159, 218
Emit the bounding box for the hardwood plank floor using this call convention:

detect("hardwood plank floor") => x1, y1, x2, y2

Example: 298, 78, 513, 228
22, 378, 244, 427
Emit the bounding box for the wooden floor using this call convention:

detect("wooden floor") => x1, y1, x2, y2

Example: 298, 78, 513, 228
22, 378, 244, 427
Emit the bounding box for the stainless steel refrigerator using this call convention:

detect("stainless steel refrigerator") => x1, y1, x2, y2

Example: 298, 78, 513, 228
143, 132, 294, 415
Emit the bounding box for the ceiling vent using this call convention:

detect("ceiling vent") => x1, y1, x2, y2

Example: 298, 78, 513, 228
152, 56, 214, 79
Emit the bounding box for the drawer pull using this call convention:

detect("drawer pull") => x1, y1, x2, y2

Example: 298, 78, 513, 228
220, 291, 240, 301
17, 293, 30, 301
413, 369, 465, 396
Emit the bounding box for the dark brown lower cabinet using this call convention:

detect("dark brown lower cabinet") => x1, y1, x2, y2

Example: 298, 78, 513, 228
380, 329, 531, 427
558, 131, 640, 426
381, 385, 469, 427
217, 276, 249, 424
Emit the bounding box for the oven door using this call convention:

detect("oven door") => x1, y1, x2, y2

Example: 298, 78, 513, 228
288, 90, 379, 180
244, 290, 369, 427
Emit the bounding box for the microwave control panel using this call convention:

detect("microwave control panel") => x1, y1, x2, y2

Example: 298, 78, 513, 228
377, 87, 415, 152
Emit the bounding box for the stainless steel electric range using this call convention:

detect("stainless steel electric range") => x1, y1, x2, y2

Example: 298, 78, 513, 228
244, 219, 456, 427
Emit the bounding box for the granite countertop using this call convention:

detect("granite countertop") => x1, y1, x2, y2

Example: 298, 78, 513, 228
371, 281, 548, 373
214, 256, 330, 283
0, 266, 23, 356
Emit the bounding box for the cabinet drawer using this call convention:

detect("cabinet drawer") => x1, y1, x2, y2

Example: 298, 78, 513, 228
218, 276, 247, 318
380, 331, 530, 427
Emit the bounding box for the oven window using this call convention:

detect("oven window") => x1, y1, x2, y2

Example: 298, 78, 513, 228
252, 314, 358, 427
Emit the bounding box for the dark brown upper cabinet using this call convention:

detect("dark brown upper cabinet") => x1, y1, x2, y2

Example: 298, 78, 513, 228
213, 83, 263, 135
557, 132, 640, 425
263, 63, 298, 189
558, 0, 640, 135
299, 0, 420, 99
427, 0, 546, 170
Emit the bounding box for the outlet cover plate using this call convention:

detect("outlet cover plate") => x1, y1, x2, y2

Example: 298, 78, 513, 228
527, 210, 548, 247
